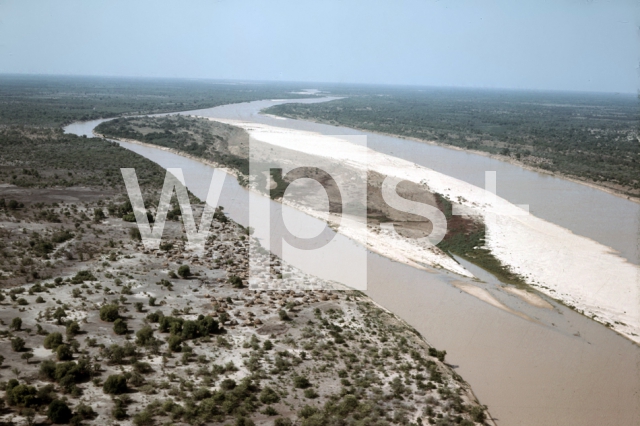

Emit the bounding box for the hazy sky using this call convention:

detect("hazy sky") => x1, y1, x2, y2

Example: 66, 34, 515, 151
0, 0, 637, 93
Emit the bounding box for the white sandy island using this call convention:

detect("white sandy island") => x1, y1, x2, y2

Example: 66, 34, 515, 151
204, 118, 640, 344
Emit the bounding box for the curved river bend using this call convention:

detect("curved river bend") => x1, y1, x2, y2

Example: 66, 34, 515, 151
65, 99, 640, 426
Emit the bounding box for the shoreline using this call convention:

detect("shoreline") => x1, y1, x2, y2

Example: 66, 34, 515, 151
207, 118, 640, 345
95, 116, 640, 346
94, 129, 474, 281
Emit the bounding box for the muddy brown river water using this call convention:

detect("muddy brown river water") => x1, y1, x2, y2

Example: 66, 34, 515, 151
65, 99, 640, 426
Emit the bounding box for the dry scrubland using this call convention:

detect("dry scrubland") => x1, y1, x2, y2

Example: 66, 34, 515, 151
0, 128, 491, 426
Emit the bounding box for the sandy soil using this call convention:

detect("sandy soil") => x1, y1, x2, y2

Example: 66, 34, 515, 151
502, 286, 553, 310
451, 281, 533, 322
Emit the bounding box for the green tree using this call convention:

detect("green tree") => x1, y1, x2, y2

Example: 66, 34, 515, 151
103, 374, 128, 395
48, 400, 72, 424
177, 265, 191, 278
259, 386, 280, 404
44, 332, 64, 350
100, 304, 120, 322
56, 344, 73, 361
10, 317, 22, 331
113, 318, 128, 335
66, 321, 80, 339
135, 325, 155, 346
21, 352, 34, 364
11, 337, 25, 352
53, 307, 67, 324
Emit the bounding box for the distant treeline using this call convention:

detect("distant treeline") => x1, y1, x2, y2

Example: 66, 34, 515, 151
0, 75, 313, 127
264, 88, 640, 196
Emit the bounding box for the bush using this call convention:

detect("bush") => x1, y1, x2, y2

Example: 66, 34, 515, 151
304, 389, 319, 399
228, 275, 243, 288
66, 321, 80, 338
75, 403, 96, 419
133, 410, 154, 426
274, 418, 293, 426
100, 304, 120, 322
235, 418, 254, 426
167, 335, 182, 352
10, 317, 22, 331
71, 270, 96, 284
177, 265, 191, 278
44, 332, 64, 350
129, 227, 141, 240
259, 386, 280, 404
113, 318, 128, 335
278, 310, 291, 321
6, 381, 37, 407
11, 337, 25, 352
293, 376, 311, 389
103, 374, 128, 395
48, 399, 72, 424
136, 325, 155, 346
470, 405, 487, 423
56, 344, 73, 361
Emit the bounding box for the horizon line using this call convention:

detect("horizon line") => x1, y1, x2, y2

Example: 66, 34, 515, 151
0, 71, 637, 97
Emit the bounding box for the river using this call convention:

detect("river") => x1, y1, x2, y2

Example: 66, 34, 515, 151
64, 99, 640, 426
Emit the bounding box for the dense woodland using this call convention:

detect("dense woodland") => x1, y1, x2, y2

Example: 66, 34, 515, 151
265, 87, 640, 197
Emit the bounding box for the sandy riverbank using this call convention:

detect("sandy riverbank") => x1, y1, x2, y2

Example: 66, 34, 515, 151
209, 118, 640, 344
281, 116, 640, 205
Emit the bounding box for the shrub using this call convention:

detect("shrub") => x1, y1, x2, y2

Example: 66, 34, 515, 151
304, 389, 319, 399
136, 326, 155, 346
103, 374, 128, 395
167, 335, 182, 352
146, 310, 163, 323
71, 270, 96, 284
470, 405, 487, 423
6, 381, 37, 407
278, 310, 291, 321
129, 227, 141, 240
11, 337, 25, 352
56, 345, 73, 361
228, 275, 243, 288
48, 400, 72, 424
133, 410, 154, 426
134, 302, 144, 312
220, 378, 236, 391
44, 332, 64, 350
10, 317, 22, 331
274, 418, 293, 426
66, 321, 80, 338
293, 376, 311, 389
75, 403, 96, 419
100, 304, 120, 322
177, 265, 191, 278
113, 319, 128, 335
259, 386, 280, 404
53, 307, 67, 324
